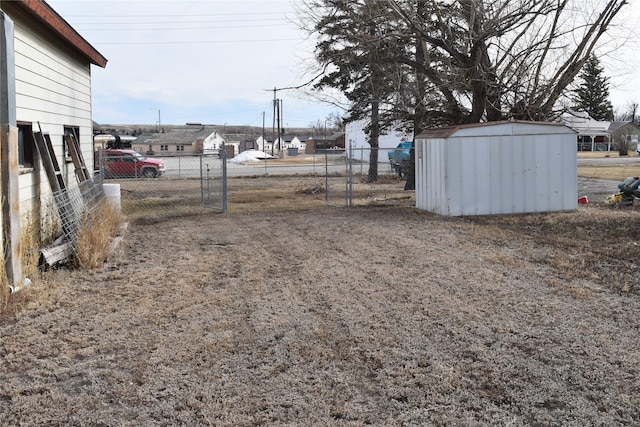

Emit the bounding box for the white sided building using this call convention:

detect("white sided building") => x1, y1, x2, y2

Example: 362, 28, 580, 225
1, 1, 107, 286
345, 119, 412, 163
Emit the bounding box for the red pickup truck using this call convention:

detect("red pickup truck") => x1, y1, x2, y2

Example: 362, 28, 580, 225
98, 149, 166, 178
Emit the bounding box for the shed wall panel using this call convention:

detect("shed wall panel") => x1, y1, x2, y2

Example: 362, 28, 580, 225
416, 122, 577, 216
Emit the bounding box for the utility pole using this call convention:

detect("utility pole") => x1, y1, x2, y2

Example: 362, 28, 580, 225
271, 88, 276, 156
280, 99, 284, 149
150, 108, 160, 133
264, 84, 309, 155
276, 98, 281, 153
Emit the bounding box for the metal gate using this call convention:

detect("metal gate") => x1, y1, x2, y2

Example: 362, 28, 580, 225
96, 148, 228, 218
325, 144, 415, 207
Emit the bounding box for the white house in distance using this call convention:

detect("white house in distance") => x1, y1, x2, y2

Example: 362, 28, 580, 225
202, 130, 226, 152
256, 134, 305, 154
562, 110, 640, 152
1, 1, 107, 287
345, 119, 412, 163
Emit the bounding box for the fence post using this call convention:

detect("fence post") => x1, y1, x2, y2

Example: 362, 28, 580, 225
97, 147, 104, 186
348, 141, 354, 206
222, 145, 228, 212
199, 154, 204, 205
325, 150, 329, 204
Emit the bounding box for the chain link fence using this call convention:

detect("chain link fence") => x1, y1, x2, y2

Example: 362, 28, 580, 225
91, 145, 412, 218
33, 148, 226, 268
32, 144, 413, 270
95, 149, 227, 218
325, 146, 415, 207
319, 150, 351, 207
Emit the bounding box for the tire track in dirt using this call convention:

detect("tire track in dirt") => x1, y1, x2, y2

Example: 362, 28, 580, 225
2, 206, 639, 425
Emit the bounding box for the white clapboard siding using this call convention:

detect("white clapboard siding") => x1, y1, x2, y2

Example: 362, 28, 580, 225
11, 8, 95, 215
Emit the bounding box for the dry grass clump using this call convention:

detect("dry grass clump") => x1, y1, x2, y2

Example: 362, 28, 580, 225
75, 198, 125, 269
294, 180, 325, 195
366, 174, 406, 184
0, 258, 8, 312
0, 207, 55, 319
465, 205, 640, 293
20, 210, 46, 280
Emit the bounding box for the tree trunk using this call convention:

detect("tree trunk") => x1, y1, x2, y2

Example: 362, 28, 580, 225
406, 2, 429, 191
368, 99, 379, 183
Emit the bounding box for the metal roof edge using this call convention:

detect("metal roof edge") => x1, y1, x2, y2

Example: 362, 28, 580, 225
15, 0, 107, 68
416, 120, 571, 139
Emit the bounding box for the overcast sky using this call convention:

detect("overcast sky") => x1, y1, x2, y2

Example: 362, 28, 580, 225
46, 0, 640, 128
46, 0, 338, 128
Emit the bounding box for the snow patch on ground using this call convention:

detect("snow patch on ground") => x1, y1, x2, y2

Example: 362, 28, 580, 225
231, 150, 274, 163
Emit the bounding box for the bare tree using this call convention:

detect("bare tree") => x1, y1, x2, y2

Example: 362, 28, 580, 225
299, 0, 628, 183
301, 1, 627, 121
325, 112, 345, 131
385, 0, 628, 122
298, 1, 402, 181
615, 102, 638, 123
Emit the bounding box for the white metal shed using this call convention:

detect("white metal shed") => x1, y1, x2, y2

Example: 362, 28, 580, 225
415, 121, 577, 216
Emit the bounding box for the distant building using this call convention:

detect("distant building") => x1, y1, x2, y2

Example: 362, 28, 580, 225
345, 119, 412, 162
130, 126, 226, 155
562, 110, 640, 152
305, 132, 345, 154
257, 134, 308, 153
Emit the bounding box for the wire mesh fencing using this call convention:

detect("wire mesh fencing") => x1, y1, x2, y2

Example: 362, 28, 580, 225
32, 178, 105, 268
52, 179, 103, 245
324, 146, 416, 207
91, 145, 412, 217
95, 149, 227, 218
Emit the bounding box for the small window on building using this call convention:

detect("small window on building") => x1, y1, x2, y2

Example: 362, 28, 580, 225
160, 145, 168, 151
176, 145, 184, 151
17, 122, 35, 169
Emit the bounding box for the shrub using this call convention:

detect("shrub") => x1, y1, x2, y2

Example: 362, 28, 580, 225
616, 137, 631, 156
75, 198, 125, 269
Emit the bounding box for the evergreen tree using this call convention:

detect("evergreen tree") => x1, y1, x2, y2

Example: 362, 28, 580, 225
572, 55, 614, 121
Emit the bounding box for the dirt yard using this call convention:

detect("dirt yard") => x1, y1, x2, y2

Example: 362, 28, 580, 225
1, 176, 639, 426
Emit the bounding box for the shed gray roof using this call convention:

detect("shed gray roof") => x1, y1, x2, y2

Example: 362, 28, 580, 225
416, 120, 572, 139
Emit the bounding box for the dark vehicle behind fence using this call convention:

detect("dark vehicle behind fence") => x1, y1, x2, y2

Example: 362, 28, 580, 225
98, 149, 166, 178
388, 141, 413, 177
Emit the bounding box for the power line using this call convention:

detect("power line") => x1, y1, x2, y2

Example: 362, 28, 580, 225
90, 38, 300, 46
70, 18, 285, 26
74, 23, 285, 32
62, 12, 285, 18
